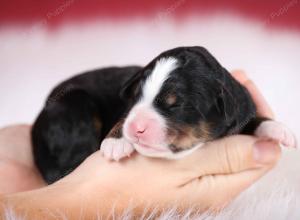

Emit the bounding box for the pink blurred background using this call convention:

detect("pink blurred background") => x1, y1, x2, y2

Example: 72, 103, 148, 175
0, 0, 300, 141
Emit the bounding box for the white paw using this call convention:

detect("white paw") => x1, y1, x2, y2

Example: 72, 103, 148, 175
255, 121, 297, 148
100, 138, 135, 161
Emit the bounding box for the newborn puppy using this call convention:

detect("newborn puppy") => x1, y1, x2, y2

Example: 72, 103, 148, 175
32, 46, 296, 183
100, 47, 296, 160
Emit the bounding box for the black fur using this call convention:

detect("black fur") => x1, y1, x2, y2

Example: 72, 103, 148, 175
32, 66, 141, 182
152, 47, 259, 140
32, 46, 266, 183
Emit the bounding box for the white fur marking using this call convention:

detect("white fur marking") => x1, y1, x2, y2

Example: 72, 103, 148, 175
100, 138, 135, 161
165, 143, 204, 159
123, 57, 178, 150
141, 57, 178, 104
133, 142, 204, 159
255, 121, 297, 148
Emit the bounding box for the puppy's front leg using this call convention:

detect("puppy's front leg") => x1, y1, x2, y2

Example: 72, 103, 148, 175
243, 117, 297, 148
100, 120, 135, 161
254, 120, 297, 148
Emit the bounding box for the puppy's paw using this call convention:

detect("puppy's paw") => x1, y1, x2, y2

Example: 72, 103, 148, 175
100, 138, 135, 161
255, 121, 297, 148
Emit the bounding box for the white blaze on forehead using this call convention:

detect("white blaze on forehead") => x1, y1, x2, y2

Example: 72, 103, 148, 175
124, 57, 177, 146
141, 57, 178, 104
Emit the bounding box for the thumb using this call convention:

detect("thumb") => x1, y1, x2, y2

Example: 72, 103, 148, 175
178, 135, 281, 176
174, 135, 281, 210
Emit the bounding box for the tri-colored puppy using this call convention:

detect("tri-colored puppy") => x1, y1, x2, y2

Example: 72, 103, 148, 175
32, 46, 296, 183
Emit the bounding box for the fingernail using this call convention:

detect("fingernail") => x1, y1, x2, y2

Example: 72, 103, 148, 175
253, 140, 279, 164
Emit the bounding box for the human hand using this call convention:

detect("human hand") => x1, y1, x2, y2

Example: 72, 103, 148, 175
231, 70, 274, 119
0, 71, 281, 219
0, 134, 282, 219
0, 125, 45, 194
50, 71, 280, 216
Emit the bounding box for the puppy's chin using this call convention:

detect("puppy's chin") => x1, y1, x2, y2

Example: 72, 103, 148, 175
133, 142, 205, 160
132, 142, 171, 158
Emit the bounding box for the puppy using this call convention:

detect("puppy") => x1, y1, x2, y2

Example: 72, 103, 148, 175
32, 46, 296, 183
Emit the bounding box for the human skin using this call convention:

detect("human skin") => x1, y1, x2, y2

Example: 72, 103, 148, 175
0, 125, 46, 194
0, 71, 281, 219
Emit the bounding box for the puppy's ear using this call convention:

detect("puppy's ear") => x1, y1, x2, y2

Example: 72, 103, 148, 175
214, 72, 237, 125
189, 47, 236, 122
119, 71, 142, 101
187, 46, 222, 70
215, 88, 236, 125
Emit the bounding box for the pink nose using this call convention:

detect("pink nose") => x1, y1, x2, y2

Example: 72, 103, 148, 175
129, 121, 148, 137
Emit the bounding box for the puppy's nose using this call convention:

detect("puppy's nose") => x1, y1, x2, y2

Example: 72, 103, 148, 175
130, 121, 148, 137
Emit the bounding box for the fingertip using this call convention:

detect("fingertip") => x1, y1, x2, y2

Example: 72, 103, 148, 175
231, 70, 248, 84
253, 140, 281, 165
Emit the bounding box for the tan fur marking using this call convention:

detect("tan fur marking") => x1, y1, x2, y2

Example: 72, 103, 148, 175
166, 94, 177, 106
93, 116, 102, 134
167, 122, 212, 150
107, 119, 124, 138
198, 122, 212, 140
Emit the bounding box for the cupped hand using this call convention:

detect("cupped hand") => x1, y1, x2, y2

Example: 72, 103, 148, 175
0, 125, 45, 194
1, 71, 281, 219
52, 71, 281, 215
59, 136, 279, 214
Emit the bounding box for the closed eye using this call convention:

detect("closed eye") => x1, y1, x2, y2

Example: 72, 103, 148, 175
168, 104, 181, 110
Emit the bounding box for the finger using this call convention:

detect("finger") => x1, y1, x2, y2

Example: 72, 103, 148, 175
0, 158, 46, 193
231, 69, 249, 84
177, 135, 281, 177
231, 70, 275, 119
0, 124, 34, 167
